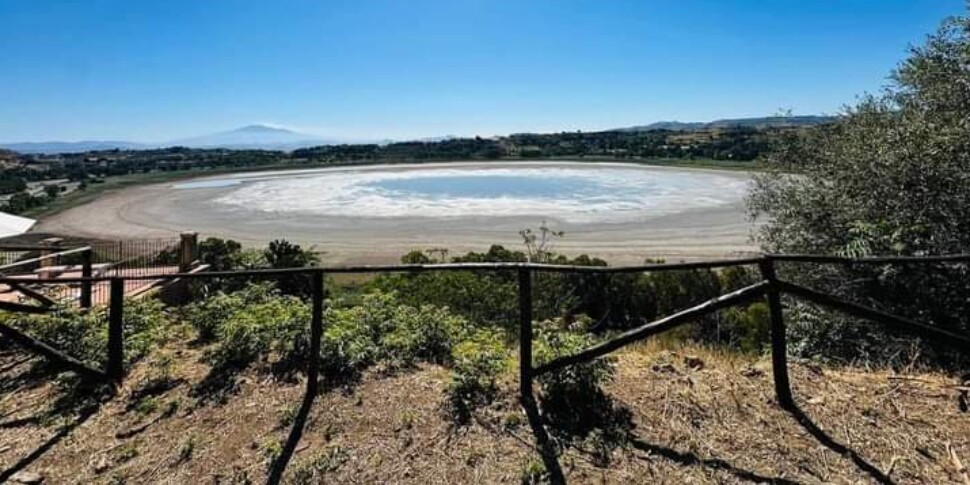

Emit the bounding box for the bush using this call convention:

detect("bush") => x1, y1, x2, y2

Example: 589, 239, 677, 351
206, 296, 310, 371
381, 303, 468, 367
319, 292, 470, 382
445, 328, 509, 424
198, 237, 243, 271
4, 297, 169, 368
184, 282, 278, 341
188, 288, 472, 384
532, 317, 618, 435
719, 302, 772, 354
264, 239, 319, 297
121, 299, 172, 364
747, 14, 970, 365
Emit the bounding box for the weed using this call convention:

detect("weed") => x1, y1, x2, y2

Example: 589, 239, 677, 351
398, 410, 415, 431
183, 282, 278, 342
5, 298, 169, 368
116, 443, 139, 463
278, 404, 298, 429
287, 446, 349, 484
261, 438, 283, 463
177, 435, 197, 464
133, 396, 159, 416
504, 412, 524, 430
520, 456, 549, 484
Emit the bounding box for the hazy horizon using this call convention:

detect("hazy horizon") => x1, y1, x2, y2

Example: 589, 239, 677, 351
1, 0, 963, 142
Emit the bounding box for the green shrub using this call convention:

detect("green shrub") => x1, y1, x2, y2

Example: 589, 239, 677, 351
532, 317, 617, 436
121, 299, 170, 364
381, 303, 468, 367
6, 308, 106, 366
189, 287, 479, 388
719, 302, 772, 354
207, 296, 310, 371
4, 298, 168, 368
184, 282, 278, 341
445, 328, 509, 424
317, 294, 390, 378
318, 291, 470, 382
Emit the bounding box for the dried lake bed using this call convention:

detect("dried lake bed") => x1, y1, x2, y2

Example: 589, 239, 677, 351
37, 161, 759, 264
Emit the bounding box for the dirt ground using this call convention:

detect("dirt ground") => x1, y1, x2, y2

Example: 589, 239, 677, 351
1, 340, 968, 484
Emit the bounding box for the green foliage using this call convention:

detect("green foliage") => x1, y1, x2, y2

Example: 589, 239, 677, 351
379, 240, 776, 355
319, 291, 470, 381
748, 14, 970, 365
445, 329, 509, 424
375, 246, 521, 331
184, 282, 278, 341
287, 446, 349, 484
261, 439, 283, 463
121, 299, 172, 364
189, 285, 472, 385
4, 298, 168, 368
207, 296, 310, 371
177, 436, 197, 464
532, 318, 616, 433
198, 237, 243, 271
264, 239, 319, 297
719, 302, 771, 354
380, 303, 469, 367
1, 191, 49, 214
533, 317, 632, 464
265, 239, 318, 269
520, 457, 549, 484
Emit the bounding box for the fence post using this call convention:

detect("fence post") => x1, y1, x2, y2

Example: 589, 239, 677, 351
307, 270, 324, 397
759, 257, 794, 409
107, 278, 125, 382
80, 248, 93, 309
518, 267, 533, 403
39, 237, 63, 281
179, 231, 198, 272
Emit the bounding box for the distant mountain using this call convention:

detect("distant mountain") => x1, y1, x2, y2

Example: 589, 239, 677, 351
615, 115, 836, 132
166, 124, 340, 150
2, 117, 838, 155
0, 141, 149, 154
0, 124, 344, 154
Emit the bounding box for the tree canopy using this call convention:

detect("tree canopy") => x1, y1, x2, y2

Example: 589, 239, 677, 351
749, 14, 970, 257
748, 13, 970, 365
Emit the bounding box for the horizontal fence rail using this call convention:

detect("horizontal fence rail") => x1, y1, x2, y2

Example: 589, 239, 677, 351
533, 280, 771, 376
0, 246, 92, 272
0, 256, 767, 285
0, 252, 966, 414
767, 253, 970, 264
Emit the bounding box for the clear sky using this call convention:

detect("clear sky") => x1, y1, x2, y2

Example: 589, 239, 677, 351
0, 0, 964, 142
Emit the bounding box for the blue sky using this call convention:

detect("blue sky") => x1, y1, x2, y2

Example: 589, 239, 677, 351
0, 0, 964, 142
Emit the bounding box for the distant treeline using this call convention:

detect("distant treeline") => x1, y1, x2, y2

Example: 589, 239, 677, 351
1, 125, 815, 186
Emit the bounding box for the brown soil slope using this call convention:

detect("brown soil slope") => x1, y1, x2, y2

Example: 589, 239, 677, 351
1, 342, 968, 484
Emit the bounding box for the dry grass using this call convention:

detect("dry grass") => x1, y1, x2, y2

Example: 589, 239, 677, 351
1, 337, 968, 484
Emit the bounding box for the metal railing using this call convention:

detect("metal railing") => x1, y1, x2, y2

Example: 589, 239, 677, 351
0, 238, 181, 309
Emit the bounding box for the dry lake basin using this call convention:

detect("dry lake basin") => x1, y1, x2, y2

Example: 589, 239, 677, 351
38, 161, 757, 264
